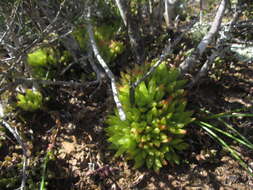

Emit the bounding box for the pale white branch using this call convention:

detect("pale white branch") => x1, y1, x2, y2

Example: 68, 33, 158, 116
179, 0, 227, 73
0, 116, 28, 190
197, 0, 227, 55
188, 1, 241, 87
87, 9, 126, 121
114, 0, 128, 26
188, 52, 218, 88
114, 0, 144, 63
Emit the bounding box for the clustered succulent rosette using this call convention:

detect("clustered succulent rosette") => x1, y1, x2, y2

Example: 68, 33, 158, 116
27, 48, 57, 79
73, 24, 125, 62
106, 61, 195, 171
16, 89, 43, 111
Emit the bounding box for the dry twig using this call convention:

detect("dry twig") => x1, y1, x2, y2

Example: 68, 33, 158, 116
188, 2, 241, 87
0, 105, 28, 190
86, 8, 126, 121
179, 0, 227, 74
114, 0, 144, 64
129, 20, 196, 105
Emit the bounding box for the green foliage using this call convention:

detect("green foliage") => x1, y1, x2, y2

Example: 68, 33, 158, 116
27, 48, 57, 79
106, 61, 194, 171
72, 27, 88, 50
243, 2, 253, 20
16, 89, 43, 111
0, 152, 23, 190
40, 150, 54, 190
0, 177, 19, 189
196, 109, 253, 176
0, 126, 5, 148
72, 23, 125, 62
130, 0, 147, 15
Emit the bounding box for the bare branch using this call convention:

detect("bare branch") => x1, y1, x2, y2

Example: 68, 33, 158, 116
87, 8, 126, 121
114, 0, 144, 64
188, 2, 242, 87
19, 155, 28, 190
179, 0, 227, 74
0, 110, 27, 155
129, 23, 193, 105
163, 0, 178, 28
197, 0, 227, 54
0, 76, 97, 96
0, 1, 21, 44
114, 0, 128, 26
0, 118, 28, 190
188, 52, 218, 88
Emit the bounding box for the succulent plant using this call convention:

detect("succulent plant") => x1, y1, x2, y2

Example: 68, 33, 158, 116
16, 89, 43, 111
27, 48, 57, 79
106, 61, 195, 171
72, 24, 125, 62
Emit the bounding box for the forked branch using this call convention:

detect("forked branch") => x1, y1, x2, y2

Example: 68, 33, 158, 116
179, 0, 227, 74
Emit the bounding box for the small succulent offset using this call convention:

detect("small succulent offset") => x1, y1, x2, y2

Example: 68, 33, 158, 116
73, 24, 125, 62
27, 48, 57, 79
106, 61, 195, 171
16, 89, 43, 111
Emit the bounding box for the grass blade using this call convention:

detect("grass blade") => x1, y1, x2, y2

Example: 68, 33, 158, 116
199, 121, 253, 150
207, 112, 253, 119
217, 118, 253, 148
40, 151, 50, 190
199, 107, 253, 119
196, 121, 253, 176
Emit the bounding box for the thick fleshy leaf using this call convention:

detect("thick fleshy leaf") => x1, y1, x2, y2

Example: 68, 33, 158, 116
134, 151, 145, 168
146, 155, 154, 169
106, 61, 193, 171
174, 143, 189, 151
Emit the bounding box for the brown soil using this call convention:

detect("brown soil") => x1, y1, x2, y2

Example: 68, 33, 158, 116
0, 62, 253, 190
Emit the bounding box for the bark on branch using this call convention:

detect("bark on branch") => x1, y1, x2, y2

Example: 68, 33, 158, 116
0, 111, 28, 190
129, 20, 196, 105
179, 0, 227, 74
114, 0, 144, 64
188, 1, 240, 88
87, 9, 126, 121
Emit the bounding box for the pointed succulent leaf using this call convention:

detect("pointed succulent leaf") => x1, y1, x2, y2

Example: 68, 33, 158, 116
166, 101, 177, 113
172, 152, 180, 165
171, 89, 185, 99
148, 78, 157, 99
170, 138, 184, 145
172, 111, 194, 124
135, 89, 147, 107
139, 82, 149, 96
145, 126, 152, 133
146, 110, 153, 124
167, 81, 177, 94
151, 107, 158, 118
134, 151, 145, 168
166, 112, 173, 120
160, 144, 170, 153
176, 100, 187, 113
17, 94, 25, 102
115, 146, 127, 157
154, 86, 165, 101
154, 157, 162, 169
169, 128, 187, 135
167, 68, 180, 83
174, 80, 188, 91
146, 155, 154, 169
174, 142, 189, 151
106, 115, 129, 126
